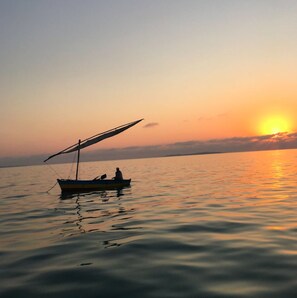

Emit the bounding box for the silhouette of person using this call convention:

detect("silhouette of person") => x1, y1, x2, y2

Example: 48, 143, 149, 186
114, 167, 123, 180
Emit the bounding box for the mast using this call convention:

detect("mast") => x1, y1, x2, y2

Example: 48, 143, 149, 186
75, 139, 81, 180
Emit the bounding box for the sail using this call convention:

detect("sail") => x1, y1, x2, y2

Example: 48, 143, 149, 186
44, 119, 143, 162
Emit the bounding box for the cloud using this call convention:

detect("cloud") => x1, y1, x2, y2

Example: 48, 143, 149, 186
143, 122, 159, 128
167, 132, 297, 154
2, 132, 297, 167
44, 131, 297, 164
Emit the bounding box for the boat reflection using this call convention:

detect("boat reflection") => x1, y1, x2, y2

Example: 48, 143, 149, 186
60, 186, 128, 200
58, 186, 136, 241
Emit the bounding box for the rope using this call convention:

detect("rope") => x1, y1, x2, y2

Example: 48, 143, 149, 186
68, 150, 77, 179
44, 152, 78, 193
46, 180, 58, 193
44, 163, 60, 193
45, 162, 62, 178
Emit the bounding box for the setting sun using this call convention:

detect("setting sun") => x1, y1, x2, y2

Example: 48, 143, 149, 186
260, 116, 291, 135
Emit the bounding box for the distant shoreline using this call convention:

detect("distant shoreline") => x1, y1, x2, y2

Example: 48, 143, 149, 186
0, 151, 225, 169
1, 147, 297, 169
165, 151, 223, 157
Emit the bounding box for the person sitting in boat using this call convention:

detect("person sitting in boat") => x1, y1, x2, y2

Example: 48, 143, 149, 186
114, 167, 123, 180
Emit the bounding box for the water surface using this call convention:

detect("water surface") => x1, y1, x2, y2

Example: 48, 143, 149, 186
1, 150, 297, 297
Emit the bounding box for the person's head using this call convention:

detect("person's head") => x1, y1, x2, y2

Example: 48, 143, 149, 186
116, 167, 119, 171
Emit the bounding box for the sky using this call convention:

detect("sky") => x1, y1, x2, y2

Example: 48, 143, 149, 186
1, 0, 297, 163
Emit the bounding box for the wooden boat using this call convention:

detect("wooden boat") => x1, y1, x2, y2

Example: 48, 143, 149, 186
57, 178, 131, 192
44, 119, 143, 193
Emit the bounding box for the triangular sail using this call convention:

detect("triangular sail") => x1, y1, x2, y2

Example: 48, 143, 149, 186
44, 119, 143, 162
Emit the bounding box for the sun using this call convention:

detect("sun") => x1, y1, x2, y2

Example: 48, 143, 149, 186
259, 116, 291, 135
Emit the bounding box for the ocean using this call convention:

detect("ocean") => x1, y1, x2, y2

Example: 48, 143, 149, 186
1, 149, 297, 297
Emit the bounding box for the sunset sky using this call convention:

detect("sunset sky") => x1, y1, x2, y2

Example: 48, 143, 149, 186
1, 0, 297, 160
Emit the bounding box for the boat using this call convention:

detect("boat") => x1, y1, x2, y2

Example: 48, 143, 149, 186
57, 178, 131, 192
44, 119, 143, 193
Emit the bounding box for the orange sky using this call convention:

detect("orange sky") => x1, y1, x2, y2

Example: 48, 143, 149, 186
1, 1, 297, 158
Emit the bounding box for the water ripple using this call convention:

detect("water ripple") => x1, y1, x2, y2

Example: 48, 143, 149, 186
1, 151, 297, 297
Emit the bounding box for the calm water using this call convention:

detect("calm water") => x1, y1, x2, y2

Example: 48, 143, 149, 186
1, 150, 297, 297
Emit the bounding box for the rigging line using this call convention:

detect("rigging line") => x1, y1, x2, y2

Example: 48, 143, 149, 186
45, 162, 62, 179
46, 180, 58, 193
68, 151, 77, 179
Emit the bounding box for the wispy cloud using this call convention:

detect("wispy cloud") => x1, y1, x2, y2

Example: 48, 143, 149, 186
168, 132, 297, 154
143, 122, 159, 128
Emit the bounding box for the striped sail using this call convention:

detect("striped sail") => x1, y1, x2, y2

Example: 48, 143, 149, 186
44, 119, 143, 162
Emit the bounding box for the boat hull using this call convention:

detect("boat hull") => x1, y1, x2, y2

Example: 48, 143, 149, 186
57, 179, 131, 192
